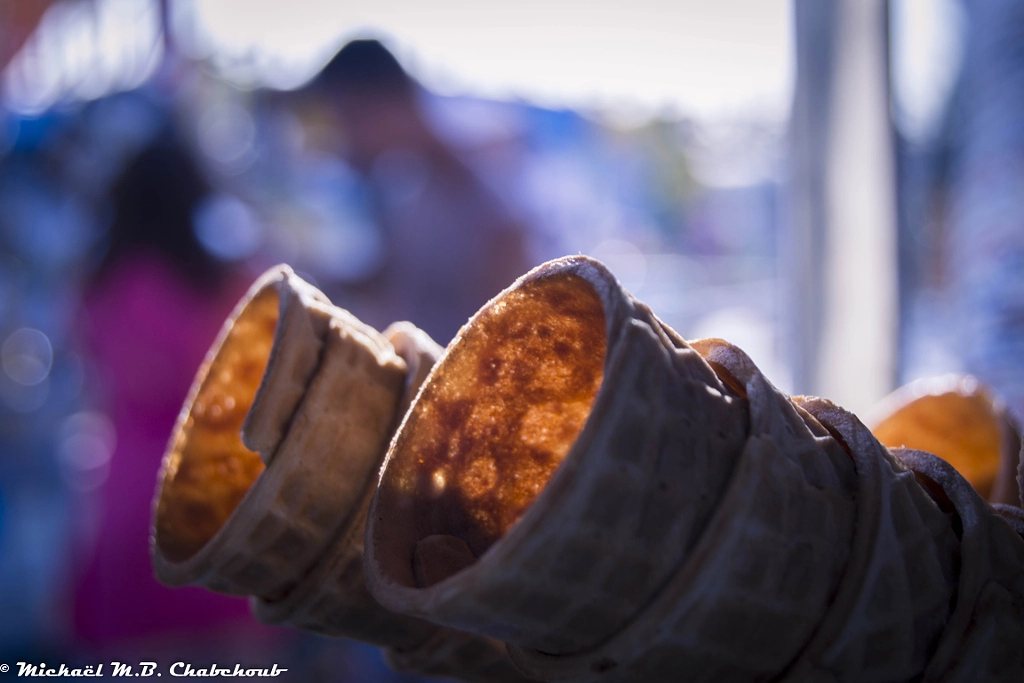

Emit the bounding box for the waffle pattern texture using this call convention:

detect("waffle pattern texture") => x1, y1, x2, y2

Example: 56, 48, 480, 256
252, 323, 442, 649
364, 258, 751, 655
153, 259, 1024, 683
152, 267, 407, 599
509, 340, 860, 682
779, 399, 961, 682
152, 266, 538, 683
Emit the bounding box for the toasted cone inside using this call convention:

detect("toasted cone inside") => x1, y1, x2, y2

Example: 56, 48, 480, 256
872, 379, 1005, 499
154, 287, 277, 562
374, 271, 606, 588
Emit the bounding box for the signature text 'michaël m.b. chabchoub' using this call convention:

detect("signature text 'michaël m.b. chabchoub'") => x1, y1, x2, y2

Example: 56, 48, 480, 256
14, 662, 289, 677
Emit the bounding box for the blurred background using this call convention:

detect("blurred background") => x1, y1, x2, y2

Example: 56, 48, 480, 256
0, 0, 1020, 678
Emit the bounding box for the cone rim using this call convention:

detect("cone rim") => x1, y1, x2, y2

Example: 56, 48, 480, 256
364, 255, 637, 618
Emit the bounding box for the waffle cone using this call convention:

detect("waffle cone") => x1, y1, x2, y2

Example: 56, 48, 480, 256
893, 448, 1024, 682
1019, 439, 1024, 510
240, 266, 333, 463
868, 374, 1022, 505
251, 478, 436, 646
384, 321, 445, 417
250, 321, 442, 646
995, 417, 1022, 508
779, 398, 960, 682
365, 256, 749, 654
248, 321, 534, 682
151, 266, 406, 600
510, 339, 858, 682
385, 629, 538, 683
992, 503, 1024, 536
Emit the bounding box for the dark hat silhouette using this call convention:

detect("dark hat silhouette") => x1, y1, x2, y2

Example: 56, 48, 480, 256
310, 39, 412, 94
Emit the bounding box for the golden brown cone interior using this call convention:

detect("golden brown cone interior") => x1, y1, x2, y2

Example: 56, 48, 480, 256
871, 377, 1018, 500
373, 271, 606, 588
153, 287, 276, 563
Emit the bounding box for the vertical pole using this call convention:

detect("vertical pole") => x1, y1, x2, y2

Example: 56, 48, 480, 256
817, 0, 898, 414
789, 0, 898, 414
787, 0, 838, 396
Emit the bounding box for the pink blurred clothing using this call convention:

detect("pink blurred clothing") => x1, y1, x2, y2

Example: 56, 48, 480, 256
73, 253, 255, 645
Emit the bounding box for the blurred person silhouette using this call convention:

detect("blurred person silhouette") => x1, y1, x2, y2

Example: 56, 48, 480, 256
72, 128, 264, 652
304, 39, 531, 344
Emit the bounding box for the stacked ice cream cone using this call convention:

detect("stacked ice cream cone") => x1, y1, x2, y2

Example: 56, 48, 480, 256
868, 374, 1023, 507
152, 257, 1024, 682
151, 265, 535, 682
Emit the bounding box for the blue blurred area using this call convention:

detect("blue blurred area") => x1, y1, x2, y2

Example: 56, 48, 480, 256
7, 1, 1024, 678
0, 27, 784, 681
898, 0, 1024, 424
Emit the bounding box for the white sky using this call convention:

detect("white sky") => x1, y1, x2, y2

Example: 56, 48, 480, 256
2, 0, 962, 134
180, 0, 795, 122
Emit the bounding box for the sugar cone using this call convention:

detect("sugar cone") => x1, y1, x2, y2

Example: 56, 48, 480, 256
869, 374, 1022, 505
893, 448, 1024, 682
780, 398, 961, 682
365, 256, 750, 654
509, 339, 858, 682
151, 266, 406, 600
